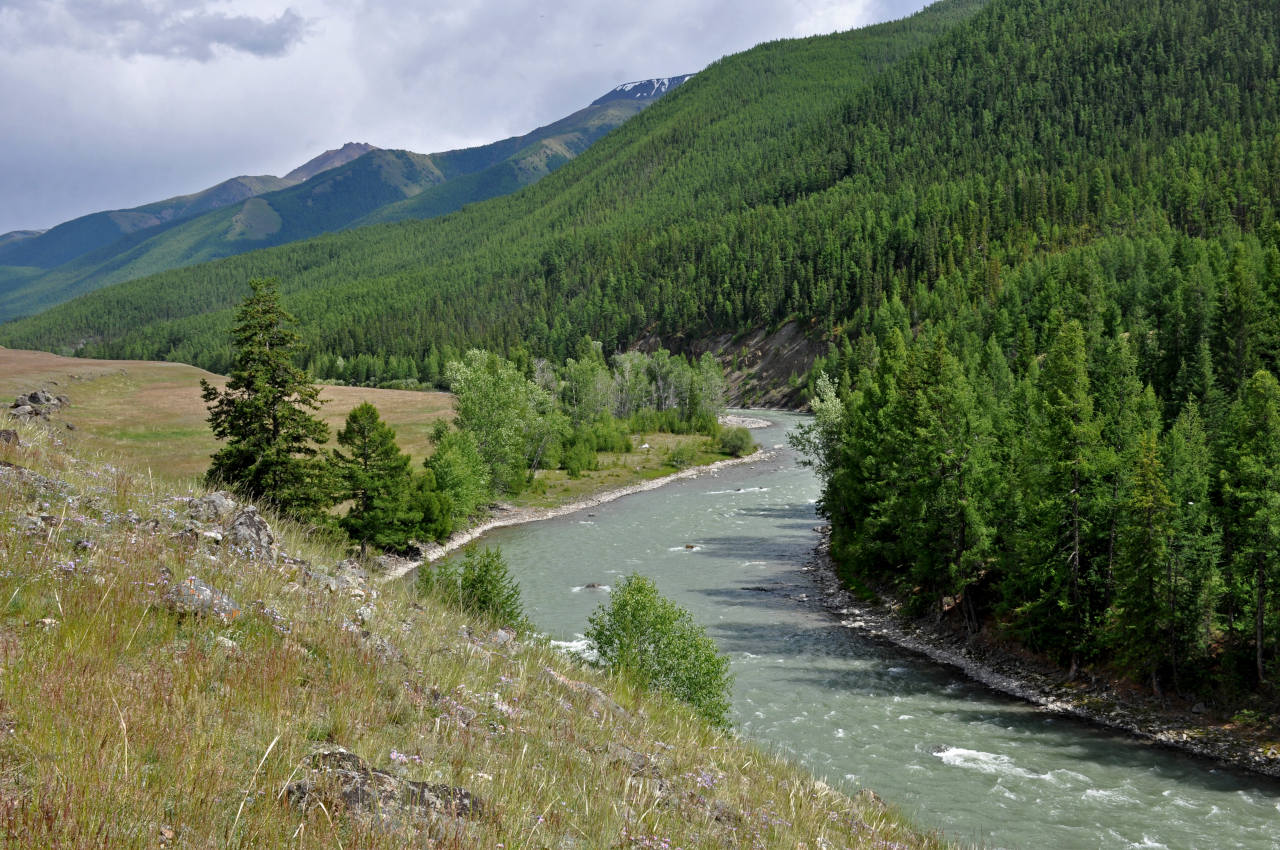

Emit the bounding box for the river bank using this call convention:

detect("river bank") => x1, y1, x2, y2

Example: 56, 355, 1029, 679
378, 446, 779, 583
806, 530, 1280, 780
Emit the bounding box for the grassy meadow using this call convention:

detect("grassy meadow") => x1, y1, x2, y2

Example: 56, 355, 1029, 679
0, 347, 453, 483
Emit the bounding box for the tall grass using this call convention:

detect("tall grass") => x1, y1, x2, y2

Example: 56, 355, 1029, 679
0, 420, 947, 848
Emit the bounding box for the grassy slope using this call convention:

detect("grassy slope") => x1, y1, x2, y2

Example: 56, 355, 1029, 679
0, 419, 946, 849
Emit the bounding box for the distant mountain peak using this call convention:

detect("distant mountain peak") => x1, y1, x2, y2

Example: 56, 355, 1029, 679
283, 142, 379, 185
591, 74, 693, 106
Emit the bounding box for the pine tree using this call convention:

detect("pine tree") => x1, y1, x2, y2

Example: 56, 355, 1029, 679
1018, 320, 1105, 670
332, 402, 415, 554
1111, 429, 1174, 690
1221, 369, 1280, 685
200, 278, 331, 518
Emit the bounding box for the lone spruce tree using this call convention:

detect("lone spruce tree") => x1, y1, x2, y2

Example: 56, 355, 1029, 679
200, 278, 331, 517
332, 402, 415, 554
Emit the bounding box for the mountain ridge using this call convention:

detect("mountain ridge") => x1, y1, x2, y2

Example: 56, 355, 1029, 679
0, 79, 685, 322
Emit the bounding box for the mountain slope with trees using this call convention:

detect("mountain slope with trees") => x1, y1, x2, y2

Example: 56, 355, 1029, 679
0, 0, 985, 374
4, 0, 1280, 699
0, 83, 683, 323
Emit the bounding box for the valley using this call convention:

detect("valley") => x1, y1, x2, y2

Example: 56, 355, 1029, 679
4, 0, 1280, 844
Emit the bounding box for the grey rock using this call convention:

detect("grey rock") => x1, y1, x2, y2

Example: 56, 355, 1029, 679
163, 575, 242, 622
224, 507, 275, 559
286, 747, 482, 829
488, 628, 517, 646
188, 491, 237, 524
9, 406, 34, 419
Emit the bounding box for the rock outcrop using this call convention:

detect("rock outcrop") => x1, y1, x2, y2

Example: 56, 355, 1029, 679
224, 506, 276, 560
8, 389, 70, 422
286, 747, 481, 834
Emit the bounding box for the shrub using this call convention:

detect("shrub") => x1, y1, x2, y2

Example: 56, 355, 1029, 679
419, 546, 527, 631
665, 443, 696, 469
585, 574, 733, 728
718, 426, 755, 457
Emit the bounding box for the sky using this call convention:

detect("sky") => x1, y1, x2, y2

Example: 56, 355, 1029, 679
0, 0, 931, 235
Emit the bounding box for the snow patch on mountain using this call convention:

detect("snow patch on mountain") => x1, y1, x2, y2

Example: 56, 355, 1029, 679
591, 74, 694, 106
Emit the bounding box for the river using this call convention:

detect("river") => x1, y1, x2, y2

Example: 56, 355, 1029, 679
476, 412, 1280, 849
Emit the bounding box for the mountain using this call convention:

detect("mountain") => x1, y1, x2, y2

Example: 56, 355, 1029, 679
0, 143, 378, 272
0, 0, 985, 364
589, 75, 693, 106
0, 80, 684, 323
0, 230, 43, 250
8, 0, 1275, 395
281, 141, 378, 184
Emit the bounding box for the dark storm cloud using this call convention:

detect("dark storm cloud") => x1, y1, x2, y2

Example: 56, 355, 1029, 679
0, 0, 310, 61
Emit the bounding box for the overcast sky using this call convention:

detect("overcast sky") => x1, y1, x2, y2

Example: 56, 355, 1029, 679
0, 0, 930, 235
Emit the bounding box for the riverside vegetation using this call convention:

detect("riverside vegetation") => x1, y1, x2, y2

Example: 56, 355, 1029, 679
0, 417, 944, 848
200, 278, 754, 558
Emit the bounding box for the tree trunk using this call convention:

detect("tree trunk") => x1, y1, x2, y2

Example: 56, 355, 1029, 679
1257, 559, 1266, 684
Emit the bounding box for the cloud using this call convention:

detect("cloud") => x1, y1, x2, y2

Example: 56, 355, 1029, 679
0, 0, 311, 61
0, 0, 931, 233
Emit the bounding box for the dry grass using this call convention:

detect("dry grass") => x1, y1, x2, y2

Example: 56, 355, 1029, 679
0, 348, 743, 509
0, 419, 948, 849
0, 348, 451, 482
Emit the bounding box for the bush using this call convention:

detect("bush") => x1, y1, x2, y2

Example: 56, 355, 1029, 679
718, 426, 755, 457
418, 546, 528, 631
665, 443, 696, 469
585, 574, 733, 728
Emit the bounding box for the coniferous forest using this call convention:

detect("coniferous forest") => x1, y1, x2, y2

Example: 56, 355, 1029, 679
4, 0, 1280, 696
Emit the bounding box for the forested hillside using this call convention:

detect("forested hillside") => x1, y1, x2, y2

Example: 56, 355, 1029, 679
0, 88, 676, 324
5, 0, 1280, 695
0, 0, 985, 376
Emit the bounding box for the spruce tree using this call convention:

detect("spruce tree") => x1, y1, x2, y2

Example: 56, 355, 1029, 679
332, 402, 415, 554
200, 278, 331, 517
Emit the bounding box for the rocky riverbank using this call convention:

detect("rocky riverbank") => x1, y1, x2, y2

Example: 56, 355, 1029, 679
379, 446, 779, 583
806, 531, 1280, 780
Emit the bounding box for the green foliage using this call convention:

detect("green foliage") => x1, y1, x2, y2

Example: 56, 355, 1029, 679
425, 423, 493, 524
419, 547, 528, 630
665, 443, 696, 469
446, 349, 559, 494
585, 574, 733, 729
199, 278, 331, 519
331, 402, 416, 553
718, 426, 755, 457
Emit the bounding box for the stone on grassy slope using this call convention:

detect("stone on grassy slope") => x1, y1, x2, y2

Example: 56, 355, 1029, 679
187, 491, 237, 523
224, 506, 275, 560
287, 747, 482, 832
163, 575, 242, 622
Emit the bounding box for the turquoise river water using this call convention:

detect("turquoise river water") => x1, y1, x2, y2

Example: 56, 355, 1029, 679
474, 413, 1279, 849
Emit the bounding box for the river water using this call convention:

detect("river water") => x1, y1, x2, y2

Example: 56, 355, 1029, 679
476, 413, 1280, 849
